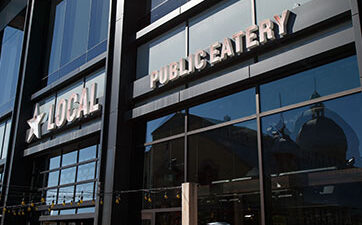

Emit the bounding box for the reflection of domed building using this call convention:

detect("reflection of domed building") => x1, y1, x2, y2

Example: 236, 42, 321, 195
266, 90, 360, 173
296, 101, 347, 169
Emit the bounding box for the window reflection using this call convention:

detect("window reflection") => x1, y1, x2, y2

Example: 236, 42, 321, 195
189, 120, 261, 225
46, 0, 109, 85
260, 56, 360, 112
143, 139, 184, 190
146, 112, 185, 143
262, 93, 362, 225
0, 26, 23, 113
189, 88, 255, 131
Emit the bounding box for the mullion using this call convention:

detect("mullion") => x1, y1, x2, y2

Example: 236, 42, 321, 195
40, 158, 99, 174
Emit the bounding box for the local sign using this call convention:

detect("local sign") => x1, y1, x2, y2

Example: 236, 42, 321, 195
150, 10, 291, 89
26, 83, 101, 143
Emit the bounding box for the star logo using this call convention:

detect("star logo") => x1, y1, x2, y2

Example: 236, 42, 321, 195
26, 103, 45, 143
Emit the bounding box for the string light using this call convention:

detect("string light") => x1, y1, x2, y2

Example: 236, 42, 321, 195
164, 192, 168, 200
176, 192, 181, 199
115, 195, 120, 205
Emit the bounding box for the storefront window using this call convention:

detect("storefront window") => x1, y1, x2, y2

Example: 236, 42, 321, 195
146, 112, 185, 143
260, 56, 360, 112
189, 120, 261, 225
41, 144, 99, 216
45, 0, 109, 85
189, 88, 256, 131
262, 93, 362, 225
143, 139, 184, 190
0, 26, 23, 113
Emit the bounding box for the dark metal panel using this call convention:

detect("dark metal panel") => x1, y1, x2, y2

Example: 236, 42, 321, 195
179, 66, 249, 102
350, 0, 362, 86
23, 121, 102, 157
250, 27, 354, 77
133, 75, 151, 99
132, 92, 179, 118
0, 0, 27, 31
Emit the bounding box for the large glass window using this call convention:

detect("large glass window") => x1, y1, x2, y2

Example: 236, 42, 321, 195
0, 26, 23, 113
260, 56, 360, 112
261, 93, 362, 225
189, 88, 256, 131
41, 144, 99, 216
139, 54, 362, 225
45, 0, 109, 86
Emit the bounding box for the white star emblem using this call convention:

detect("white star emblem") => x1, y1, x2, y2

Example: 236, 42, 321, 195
26, 103, 45, 143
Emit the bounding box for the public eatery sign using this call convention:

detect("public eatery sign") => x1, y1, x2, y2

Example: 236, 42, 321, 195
26, 83, 101, 143
150, 10, 291, 89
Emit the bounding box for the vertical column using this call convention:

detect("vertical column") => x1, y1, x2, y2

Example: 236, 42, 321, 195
350, 0, 362, 86
182, 183, 197, 225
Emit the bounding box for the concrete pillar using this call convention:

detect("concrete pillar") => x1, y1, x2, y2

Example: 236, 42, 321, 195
182, 183, 198, 225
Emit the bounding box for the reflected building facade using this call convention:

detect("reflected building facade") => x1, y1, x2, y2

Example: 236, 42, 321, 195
0, 0, 362, 225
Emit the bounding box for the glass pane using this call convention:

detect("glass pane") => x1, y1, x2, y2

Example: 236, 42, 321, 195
189, 88, 255, 130
49, 156, 61, 170
88, 0, 109, 49
77, 207, 95, 214
192, 120, 260, 225
0, 26, 23, 111
47, 171, 59, 187
77, 162, 96, 182
79, 145, 97, 162
0, 122, 5, 158
256, 0, 312, 23
62, 151, 77, 166
146, 112, 184, 143
48, 1, 66, 75
1, 120, 11, 159
60, 0, 91, 66
261, 93, 362, 225
136, 23, 186, 79
56, 81, 84, 120
189, 0, 252, 53
260, 56, 360, 112
150, 0, 186, 23
85, 69, 106, 99
46, 189, 58, 204
143, 138, 184, 189
76, 182, 94, 201
60, 167, 76, 185
59, 209, 76, 215
58, 185, 74, 203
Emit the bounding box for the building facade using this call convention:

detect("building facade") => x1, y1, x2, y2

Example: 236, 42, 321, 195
0, 0, 361, 224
